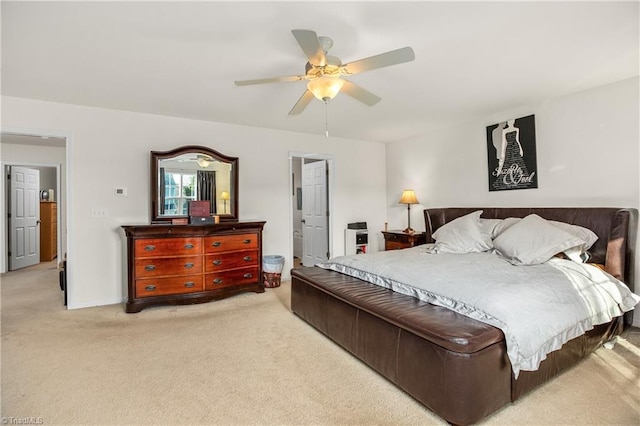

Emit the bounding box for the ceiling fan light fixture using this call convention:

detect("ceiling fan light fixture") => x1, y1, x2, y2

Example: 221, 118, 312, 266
197, 157, 212, 168
307, 76, 345, 101
235, 29, 415, 115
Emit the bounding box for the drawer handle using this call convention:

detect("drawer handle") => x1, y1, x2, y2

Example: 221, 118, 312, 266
184, 263, 194, 269
213, 278, 223, 284
144, 245, 156, 251
212, 260, 222, 266
243, 256, 252, 262
184, 243, 194, 249
243, 273, 253, 279
184, 282, 195, 288
212, 241, 222, 247
145, 285, 156, 291
243, 239, 251, 244
144, 265, 156, 271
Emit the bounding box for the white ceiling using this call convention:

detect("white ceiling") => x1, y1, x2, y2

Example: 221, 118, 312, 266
1, 133, 66, 148
2, 1, 638, 143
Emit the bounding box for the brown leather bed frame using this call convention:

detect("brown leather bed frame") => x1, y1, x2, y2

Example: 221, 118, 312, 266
291, 207, 637, 425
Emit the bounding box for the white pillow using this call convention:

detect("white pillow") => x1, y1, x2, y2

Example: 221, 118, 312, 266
493, 214, 587, 265
479, 218, 502, 239
491, 217, 521, 239
432, 210, 493, 253
548, 220, 598, 253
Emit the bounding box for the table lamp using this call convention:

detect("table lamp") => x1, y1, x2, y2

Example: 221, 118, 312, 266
220, 191, 230, 214
398, 189, 419, 234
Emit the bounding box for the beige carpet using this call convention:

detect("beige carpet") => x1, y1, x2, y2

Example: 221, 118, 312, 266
2, 261, 639, 425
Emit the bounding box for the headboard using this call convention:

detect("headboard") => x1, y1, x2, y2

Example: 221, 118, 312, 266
423, 208, 637, 294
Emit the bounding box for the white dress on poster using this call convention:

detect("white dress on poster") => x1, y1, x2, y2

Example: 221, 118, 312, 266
491, 121, 507, 174
498, 119, 524, 175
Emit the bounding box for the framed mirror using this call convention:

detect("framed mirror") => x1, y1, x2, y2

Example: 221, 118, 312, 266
150, 145, 238, 223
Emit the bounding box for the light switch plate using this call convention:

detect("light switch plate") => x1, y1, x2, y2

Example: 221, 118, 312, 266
91, 208, 108, 218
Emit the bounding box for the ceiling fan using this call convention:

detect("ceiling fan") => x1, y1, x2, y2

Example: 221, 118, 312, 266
234, 29, 415, 115
176, 154, 214, 168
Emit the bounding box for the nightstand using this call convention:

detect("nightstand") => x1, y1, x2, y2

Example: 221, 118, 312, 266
382, 230, 427, 251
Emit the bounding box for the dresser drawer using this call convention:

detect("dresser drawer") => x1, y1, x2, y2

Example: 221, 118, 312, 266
135, 238, 202, 258
382, 231, 426, 251
384, 233, 408, 243
205, 267, 259, 290
135, 275, 203, 298
204, 250, 259, 272
385, 241, 408, 251
205, 233, 258, 253
135, 256, 203, 278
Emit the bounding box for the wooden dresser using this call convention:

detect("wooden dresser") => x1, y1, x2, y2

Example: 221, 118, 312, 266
40, 201, 57, 261
122, 221, 266, 313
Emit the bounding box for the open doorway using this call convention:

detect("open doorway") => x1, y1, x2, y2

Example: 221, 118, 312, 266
289, 152, 333, 268
1, 131, 67, 306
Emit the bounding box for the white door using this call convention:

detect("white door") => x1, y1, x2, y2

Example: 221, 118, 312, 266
301, 160, 328, 266
9, 166, 40, 270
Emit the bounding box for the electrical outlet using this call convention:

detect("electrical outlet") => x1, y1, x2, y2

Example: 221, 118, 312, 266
114, 187, 127, 196
91, 208, 108, 218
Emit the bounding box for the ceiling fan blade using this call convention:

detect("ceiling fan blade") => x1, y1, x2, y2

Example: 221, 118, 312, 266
234, 75, 306, 86
342, 46, 415, 75
291, 29, 326, 67
288, 90, 315, 115
341, 80, 381, 106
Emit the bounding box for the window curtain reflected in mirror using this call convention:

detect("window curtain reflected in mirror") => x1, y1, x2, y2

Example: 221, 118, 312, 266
197, 170, 217, 214
159, 167, 166, 215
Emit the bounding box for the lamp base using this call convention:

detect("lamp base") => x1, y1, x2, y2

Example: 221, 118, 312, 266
403, 227, 415, 235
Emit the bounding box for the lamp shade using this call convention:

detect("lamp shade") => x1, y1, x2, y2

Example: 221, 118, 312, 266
398, 189, 419, 205
307, 76, 345, 101
220, 191, 230, 201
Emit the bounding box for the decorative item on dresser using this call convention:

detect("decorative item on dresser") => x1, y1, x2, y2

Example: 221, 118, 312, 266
122, 221, 265, 313
39, 201, 57, 261
382, 230, 426, 250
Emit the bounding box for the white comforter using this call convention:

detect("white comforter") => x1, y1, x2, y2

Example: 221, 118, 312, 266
317, 246, 640, 377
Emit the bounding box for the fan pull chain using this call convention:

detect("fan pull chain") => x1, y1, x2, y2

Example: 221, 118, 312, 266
324, 100, 329, 137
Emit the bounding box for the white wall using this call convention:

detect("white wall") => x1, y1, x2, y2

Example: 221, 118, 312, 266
33, 166, 57, 194
291, 157, 303, 258
1, 96, 387, 310
386, 76, 640, 324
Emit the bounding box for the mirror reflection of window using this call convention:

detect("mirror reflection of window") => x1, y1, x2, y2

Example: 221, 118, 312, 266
164, 170, 197, 215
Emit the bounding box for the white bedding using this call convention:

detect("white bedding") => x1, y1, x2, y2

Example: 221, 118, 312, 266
317, 246, 640, 377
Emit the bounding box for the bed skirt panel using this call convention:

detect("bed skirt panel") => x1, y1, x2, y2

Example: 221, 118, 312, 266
511, 317, 623, 400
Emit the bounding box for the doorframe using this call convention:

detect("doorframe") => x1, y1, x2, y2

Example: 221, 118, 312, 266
1, 126, 73, 308
288, 151, 334, 270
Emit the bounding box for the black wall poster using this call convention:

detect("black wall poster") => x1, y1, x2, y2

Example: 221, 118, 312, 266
486, 114, 538, 191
